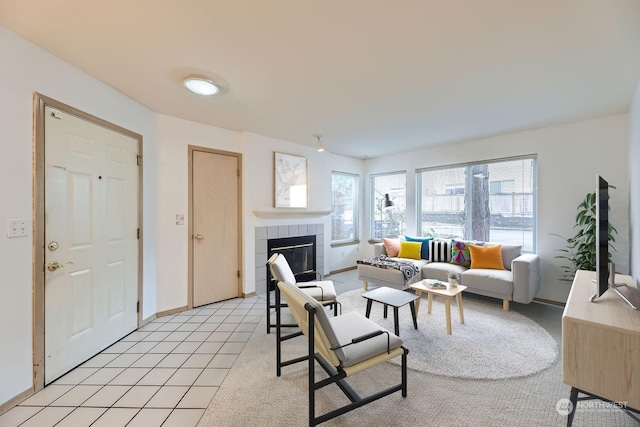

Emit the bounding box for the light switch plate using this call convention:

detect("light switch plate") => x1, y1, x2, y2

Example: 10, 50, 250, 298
7, 219, 30, 238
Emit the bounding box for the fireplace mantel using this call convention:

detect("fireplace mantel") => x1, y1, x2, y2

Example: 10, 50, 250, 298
252, 210, 331, 218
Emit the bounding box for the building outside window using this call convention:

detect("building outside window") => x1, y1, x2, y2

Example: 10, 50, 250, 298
416, 157, 536, 252
331, 172, 358, 242
370, 172, 406, 240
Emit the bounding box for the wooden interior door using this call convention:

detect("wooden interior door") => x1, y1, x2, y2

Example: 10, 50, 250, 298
44, 106, 139, 383
192, 149, 240, 306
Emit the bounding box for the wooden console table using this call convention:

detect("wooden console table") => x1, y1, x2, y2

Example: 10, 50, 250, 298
562, 270, 640, 425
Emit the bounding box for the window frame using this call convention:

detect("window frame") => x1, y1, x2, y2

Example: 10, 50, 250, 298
369, 171, 407, 241
330, 171, 359, 244
416, 155, 537, 252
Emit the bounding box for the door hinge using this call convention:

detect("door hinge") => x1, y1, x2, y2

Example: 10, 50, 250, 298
237, 270, 240, 278
137, 155, 142, 166
137, 228, 140, 239
136, 301, 140, 313
237, 169, 240, 177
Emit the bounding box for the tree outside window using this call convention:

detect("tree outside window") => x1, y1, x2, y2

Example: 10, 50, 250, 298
417, 157, 536, 252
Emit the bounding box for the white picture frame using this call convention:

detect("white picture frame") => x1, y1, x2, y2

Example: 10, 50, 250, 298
274, 152, 308, 208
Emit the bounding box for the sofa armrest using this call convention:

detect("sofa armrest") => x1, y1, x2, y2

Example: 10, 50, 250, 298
373, 242, 387, 257
511, 253, 540, 304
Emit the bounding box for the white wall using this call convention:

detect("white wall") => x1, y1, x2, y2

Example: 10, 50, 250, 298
364, 115, 630, 303
0, 26, 158, 406
242, 132, 334, 291
154, 115, 242, 312
630, 78, 640, 287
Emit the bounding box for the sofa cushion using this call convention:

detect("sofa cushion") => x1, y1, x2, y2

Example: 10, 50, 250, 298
462, 269, 513, 295
469, 244, 505, 270
483, 242, 522, 270
429, 239, 452, 262
404, 236, 434, 259
422, 262, 467, 282
398, 241, 422, 259
382, 238, 400, 257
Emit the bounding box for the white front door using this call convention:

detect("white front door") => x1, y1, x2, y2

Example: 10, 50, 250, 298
44, 106, 139, 383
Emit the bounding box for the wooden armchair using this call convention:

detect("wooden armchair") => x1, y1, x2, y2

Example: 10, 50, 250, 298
267, 253, 339, 376
277, 280, 408, 426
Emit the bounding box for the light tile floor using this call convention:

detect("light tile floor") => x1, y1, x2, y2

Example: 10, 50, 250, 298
0, 296, 264, 427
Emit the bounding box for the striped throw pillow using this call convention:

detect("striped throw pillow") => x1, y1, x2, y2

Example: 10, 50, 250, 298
429, 239, 452, 262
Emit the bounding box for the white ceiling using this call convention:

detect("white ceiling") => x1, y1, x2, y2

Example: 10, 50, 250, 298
1, 0, 639, 159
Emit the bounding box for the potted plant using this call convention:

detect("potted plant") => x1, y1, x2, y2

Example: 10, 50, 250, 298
447, 271, 459, 288
553, 189, 617, 280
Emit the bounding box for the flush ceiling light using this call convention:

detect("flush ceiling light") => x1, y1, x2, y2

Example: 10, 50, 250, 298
183, 77, 220, 96
314, 134, 325, 152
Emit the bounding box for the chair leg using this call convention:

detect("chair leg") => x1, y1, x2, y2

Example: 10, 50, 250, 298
401, 347, 408, 397
275, 286, 282, 377
266, 285, 271, 334
308, 307, 316, 426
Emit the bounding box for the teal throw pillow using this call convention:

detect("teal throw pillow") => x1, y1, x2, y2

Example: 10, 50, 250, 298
404, 236, 434, 260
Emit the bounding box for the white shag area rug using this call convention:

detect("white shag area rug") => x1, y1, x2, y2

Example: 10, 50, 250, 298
337, 289, 558, 380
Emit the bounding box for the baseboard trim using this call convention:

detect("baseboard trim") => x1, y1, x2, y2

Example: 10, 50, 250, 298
533, 297, 566, 307
242, 291, 256, 298
327, 266, 357, 276
141, 314, 157, 326
0, 387, 33, 415
156, 305, 188, 318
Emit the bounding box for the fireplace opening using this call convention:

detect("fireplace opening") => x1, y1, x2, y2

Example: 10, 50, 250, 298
267, 235, 317, 288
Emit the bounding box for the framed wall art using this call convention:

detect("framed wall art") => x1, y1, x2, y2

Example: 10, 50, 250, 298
274, 152, 308, 208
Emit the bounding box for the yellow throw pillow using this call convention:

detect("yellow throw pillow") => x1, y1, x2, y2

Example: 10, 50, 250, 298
469, 244, 505, 270
398, 241, 422, 260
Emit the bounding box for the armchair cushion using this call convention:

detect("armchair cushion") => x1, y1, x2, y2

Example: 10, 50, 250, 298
270, 253, 297, 284
329, 312, 403, 367
297, 280, 337, 301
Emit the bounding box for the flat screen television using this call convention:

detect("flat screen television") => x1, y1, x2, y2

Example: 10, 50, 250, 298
594, 175, 609, 299
592, 174, 637, 309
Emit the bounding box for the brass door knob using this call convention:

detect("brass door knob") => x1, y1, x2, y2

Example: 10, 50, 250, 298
47, 261, 73, 272
193, 233, 204, 240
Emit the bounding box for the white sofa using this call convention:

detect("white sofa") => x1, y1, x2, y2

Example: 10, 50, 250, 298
357, 242, 540, 311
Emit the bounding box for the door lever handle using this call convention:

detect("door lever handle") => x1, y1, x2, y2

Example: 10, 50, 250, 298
47, 261, 73, 272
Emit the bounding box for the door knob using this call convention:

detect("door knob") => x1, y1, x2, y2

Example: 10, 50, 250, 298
47, 261, 73, 272
193, 233, 204, 240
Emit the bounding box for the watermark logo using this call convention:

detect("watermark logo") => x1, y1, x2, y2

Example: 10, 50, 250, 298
556, 398, 574, 416
556, 398, 628, 416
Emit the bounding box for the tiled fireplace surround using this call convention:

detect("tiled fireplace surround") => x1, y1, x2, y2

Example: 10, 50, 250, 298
254, 223, 324, 295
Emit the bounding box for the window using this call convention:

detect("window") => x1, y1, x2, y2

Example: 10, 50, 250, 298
370, 172, 406, 240
331, 172, 358, 242
417, 157, 536, 252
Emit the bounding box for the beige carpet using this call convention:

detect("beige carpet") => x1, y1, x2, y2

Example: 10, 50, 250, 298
338, 289, 558, 379
197, 295, 638, 426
